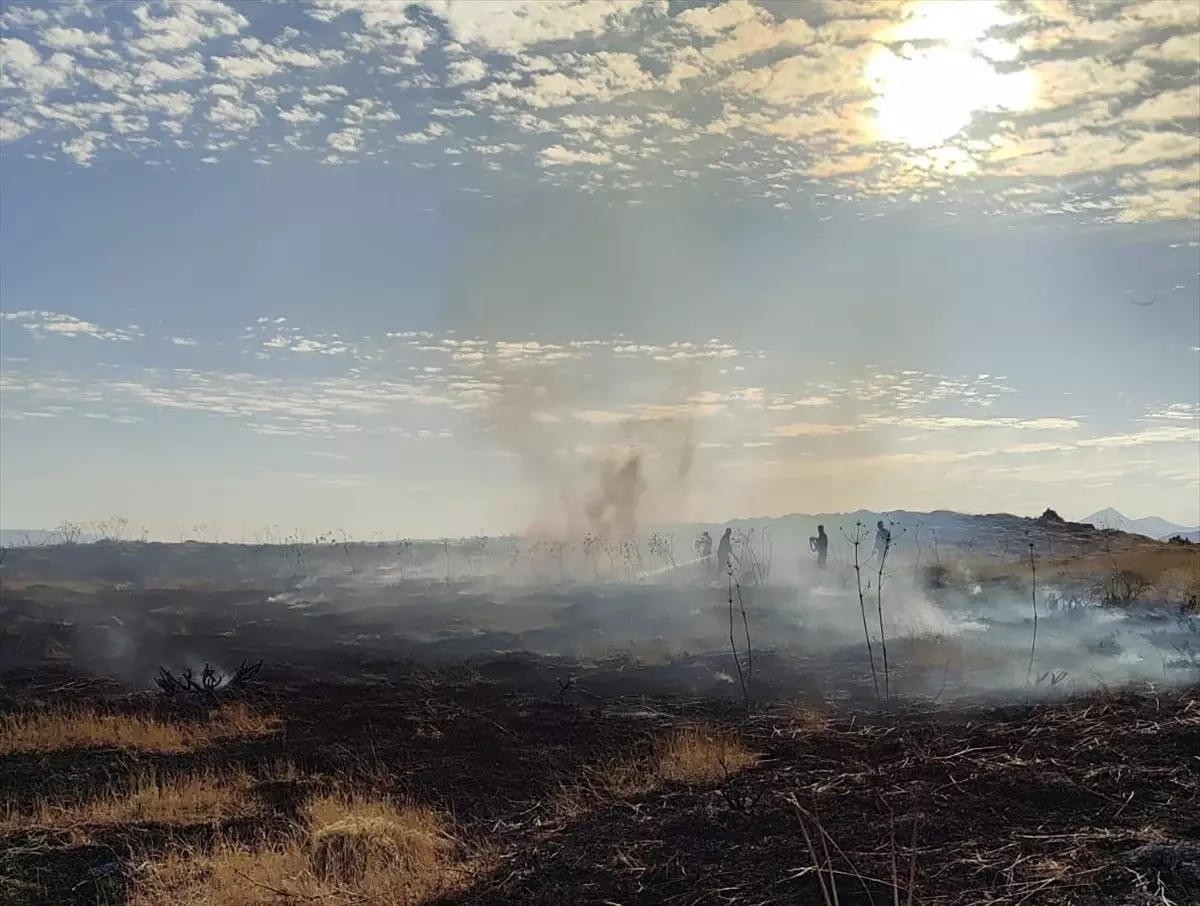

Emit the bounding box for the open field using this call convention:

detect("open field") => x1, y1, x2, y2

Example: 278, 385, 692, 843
1, 523, 1198, 905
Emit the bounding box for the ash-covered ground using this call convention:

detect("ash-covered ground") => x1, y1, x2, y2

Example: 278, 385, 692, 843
3, 537, 1196, 705
1, 532, 1198, 906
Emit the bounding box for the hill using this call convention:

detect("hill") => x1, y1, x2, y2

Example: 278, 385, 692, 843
1081, 508, 1199, 541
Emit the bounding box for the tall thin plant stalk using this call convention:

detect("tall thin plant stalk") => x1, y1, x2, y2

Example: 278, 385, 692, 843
727, 570, 750, 710
875, 540, 891, 701
1025, 540, 1038, 687
735, 577, 753, 693
845, 522, 880, 703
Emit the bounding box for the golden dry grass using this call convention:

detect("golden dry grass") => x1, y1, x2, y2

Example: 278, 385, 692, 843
782, 700, 830, 731
1, 769, 255, 833
654, 725, 758, 785
308, 795, 454, 886
127, 794, 464, 906
0, 702, 278, 755
971, 544, 1200, 606
559, 723, 759, 816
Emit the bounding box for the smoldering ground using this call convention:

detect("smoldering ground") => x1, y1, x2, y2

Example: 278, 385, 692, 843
13, 527, 1192, 708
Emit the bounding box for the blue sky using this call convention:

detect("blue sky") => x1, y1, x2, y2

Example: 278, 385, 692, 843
1, 0, 1198, 540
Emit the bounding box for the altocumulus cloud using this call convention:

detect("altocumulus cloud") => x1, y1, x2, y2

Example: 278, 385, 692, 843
0, 0, 1197, 223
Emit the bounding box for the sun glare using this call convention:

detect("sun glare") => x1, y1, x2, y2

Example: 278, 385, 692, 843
866, 1, 1036, 150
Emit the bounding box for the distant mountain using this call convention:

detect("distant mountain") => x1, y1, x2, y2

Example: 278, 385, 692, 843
1160, 530, 1200, 543
1081, 508, 1199, 541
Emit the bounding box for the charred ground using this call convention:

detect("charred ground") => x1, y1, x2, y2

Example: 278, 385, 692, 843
1, 519, 1198, 906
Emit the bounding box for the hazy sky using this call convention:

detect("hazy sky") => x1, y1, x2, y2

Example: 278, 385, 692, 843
1, 0, 1198, 540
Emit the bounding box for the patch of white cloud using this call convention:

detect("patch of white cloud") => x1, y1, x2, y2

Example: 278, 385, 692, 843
0, 0, 1197, 225
1, 310, 142, 341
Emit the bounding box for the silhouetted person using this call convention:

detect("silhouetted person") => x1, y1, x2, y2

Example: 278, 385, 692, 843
809, 524, 829, 569
715, 527, 733, 578
697, 531, 713, 560
874, 520, 891, 564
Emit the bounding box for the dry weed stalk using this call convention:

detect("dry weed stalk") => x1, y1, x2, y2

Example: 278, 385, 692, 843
845, 521, 881, 702
726, 569, 753, 709
1025, 539, 1039, 689
786, 793, 920, 906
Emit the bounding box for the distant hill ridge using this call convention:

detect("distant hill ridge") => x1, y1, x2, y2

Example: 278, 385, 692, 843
1080, 508, 1200, 541
3, 507, 1196, 548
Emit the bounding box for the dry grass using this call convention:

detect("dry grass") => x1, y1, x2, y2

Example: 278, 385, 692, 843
0, 702, 278, 755
654, 725, 758, 785
552, 724, 759, 822
971, 544, 1200, 607
894, 633, 1010, 672
308, 795, 455, 886
128, 794, 464, 906
1, 769, 255, 833
782, 699, 830, 731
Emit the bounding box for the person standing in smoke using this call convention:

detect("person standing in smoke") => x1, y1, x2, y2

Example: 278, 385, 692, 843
715, 527, 734, 578
874, 520, 892, 564
809, 524, 829, 569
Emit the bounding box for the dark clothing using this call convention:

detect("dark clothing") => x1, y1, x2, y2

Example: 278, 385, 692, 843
716, 540, 732, 570
715, 530, 733, 577
810, 531, 829, 568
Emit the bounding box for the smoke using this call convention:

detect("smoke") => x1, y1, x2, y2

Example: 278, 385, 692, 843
477, 362, 699, 540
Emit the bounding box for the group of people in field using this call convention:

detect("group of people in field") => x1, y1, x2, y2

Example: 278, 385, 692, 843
700, 520, 893, 582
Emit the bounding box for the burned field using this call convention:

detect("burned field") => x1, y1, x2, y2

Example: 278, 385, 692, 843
1, 533, 1198, 906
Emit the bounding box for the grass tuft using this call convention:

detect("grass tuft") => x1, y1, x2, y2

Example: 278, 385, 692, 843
128, 794, 464, 906
654, 725, 758, 785
2, 769, 255, 832
0, 702, 277, 755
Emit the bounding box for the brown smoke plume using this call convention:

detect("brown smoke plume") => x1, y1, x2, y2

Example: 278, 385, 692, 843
478, 364, 698, 540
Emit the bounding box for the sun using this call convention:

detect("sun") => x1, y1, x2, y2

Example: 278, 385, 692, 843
865, 1, 1036, 149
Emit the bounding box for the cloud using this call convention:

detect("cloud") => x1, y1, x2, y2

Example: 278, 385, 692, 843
39, 26, 112, 49
206, 96, 261, 132
538, 145, 613, 167
417, 0, 660, 55
0, 310, 142, 340
771, 422, 861, 438
446, 56, 486, 86
0, 0, 1197, 224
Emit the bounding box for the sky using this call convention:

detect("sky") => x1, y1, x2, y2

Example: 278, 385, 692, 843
1, 0, 1198, 541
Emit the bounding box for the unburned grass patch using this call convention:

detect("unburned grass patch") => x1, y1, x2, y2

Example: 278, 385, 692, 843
654, 724, 758, 785
554, 723, 759, 819
127, 794, 466, 906
0, 702, 278, 755
1, 768, 256, 833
